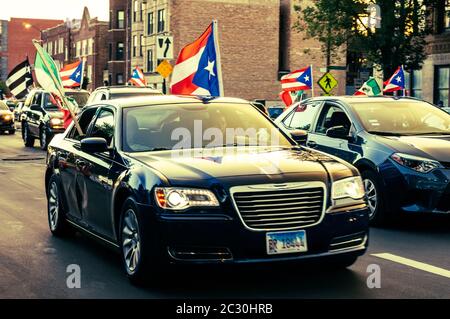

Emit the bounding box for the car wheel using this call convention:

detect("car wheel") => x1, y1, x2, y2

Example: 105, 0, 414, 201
40, 128, 49, 150
23, 123, 35, 147
9, 129, 15, 135
47, 175, 71, 237
361, 170, 387, 226
119, 197, 159, 285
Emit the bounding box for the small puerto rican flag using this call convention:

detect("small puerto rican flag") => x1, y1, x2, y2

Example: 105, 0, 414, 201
281, 66, 313, 92
383, 66, 405, 93
130, 67, 147, 87
60, 60, 83, 88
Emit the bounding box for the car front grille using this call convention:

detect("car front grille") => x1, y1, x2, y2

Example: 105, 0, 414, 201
231, 182, 326, 231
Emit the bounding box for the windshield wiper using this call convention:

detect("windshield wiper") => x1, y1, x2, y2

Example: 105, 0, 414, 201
149, 147, 170, 151
409, 132, 450, 136
367, 131, 402, 136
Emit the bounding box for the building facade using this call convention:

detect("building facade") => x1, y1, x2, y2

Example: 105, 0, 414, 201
0, 20, 8, 81
41, 21, 74, 71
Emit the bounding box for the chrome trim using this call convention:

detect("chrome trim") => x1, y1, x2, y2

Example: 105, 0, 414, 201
230, 181, 327, 232
167, 248, 233, 262
330, 237, 365, 247
329, 235, 368, 253
66, 219, 120, 248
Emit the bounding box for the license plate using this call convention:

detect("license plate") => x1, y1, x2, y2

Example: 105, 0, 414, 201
266, 230, 308, 255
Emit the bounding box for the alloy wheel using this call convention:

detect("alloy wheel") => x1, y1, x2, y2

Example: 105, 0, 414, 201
122, 209, 141, 274
48, 181, 59, 231
364, 179, 378, 219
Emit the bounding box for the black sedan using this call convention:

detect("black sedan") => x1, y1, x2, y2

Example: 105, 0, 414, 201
46, 95, 370, 284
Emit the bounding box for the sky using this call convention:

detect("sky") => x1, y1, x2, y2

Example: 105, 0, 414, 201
0, 0, 109, 21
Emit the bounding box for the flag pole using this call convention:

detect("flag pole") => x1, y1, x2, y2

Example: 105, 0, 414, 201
402, 65, 406, 97
33, 40, 83, 135
79, 56, 86, 90
213, 20, 224, 97
310, 64, 315, 97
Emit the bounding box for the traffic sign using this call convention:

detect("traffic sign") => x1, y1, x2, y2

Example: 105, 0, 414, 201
318, 72, 338, 94
156, 36, 174, 60
156, 60, 173, 78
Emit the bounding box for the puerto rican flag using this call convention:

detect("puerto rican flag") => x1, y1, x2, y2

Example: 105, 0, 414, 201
60, 60, 83, 88
130, 67, 147, 87
384, 66, 405, 93
170, 22, 223, 96
281, 66, 313, 92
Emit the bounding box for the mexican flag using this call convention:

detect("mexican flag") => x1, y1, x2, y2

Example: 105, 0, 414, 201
354, 77, 382, 96
33, 40, 65, 100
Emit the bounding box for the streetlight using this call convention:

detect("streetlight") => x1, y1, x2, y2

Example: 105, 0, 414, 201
22, 22, 43, 41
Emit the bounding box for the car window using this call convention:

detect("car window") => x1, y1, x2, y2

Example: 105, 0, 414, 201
283, 102, 320, 131
315, 104, 351, 135
43, 93, 59, 110
90, 109, 115, 146
68, 107, 99, 141
32, 93, 42, 107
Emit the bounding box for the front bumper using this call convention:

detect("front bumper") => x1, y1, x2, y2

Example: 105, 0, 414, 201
0, 120, 15, 131
142, 205, 369, 265
380, 160, 450, 214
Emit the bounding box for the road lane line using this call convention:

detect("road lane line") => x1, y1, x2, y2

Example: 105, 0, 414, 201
372, 253, 450, 279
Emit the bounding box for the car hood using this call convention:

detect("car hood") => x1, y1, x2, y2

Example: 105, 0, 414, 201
128, 147, 355, 186
376, 135, 450, 162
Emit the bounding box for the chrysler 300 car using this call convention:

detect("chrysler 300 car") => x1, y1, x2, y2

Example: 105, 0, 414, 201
45, 95, 369, 284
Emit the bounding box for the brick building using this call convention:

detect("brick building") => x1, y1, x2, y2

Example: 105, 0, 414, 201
7, 18, 62, 73
41, 21, 75, 70
0, 20, 8, 81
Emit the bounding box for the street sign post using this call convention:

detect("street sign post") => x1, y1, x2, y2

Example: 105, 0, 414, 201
156, 60, 174, 95
156, 36, 174, 60
318, 72, 338, 94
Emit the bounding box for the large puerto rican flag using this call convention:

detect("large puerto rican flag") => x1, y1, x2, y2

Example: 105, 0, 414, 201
281, 66, 313, 92
60, 60, 83, 88
170, 21, 223, 97
383, 66, 405, 93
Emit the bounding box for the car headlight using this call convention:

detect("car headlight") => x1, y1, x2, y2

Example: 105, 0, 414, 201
3, 114, 12, 121
155, 187, 220, 210
390, 153, 441, 173
332, 176, 365, 200
50, 118, 64, 127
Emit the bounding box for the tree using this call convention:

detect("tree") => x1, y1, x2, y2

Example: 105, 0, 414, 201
294, 0, 441, 76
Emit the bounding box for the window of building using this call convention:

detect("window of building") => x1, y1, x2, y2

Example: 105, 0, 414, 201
87, 65, 93, 82
54, 40, 57, 55
410, 70, 422, 99
141, 2, 145, 22
76, 41, 81, 57
435, 66, 450, 107
140, 35, 144, 57
117, 73, 124, 85
109, 43, 113, 60
48, 41, 53, 56
147, 49, 153, 72
117, 42, 124, 60
445, 0, 450, 30
157, 9, 165, 33
88, 39, 94, 55
147, 12, 154, 35
133, 1, 138, 22
133, 35, 137, 57
117, 10, 125, 29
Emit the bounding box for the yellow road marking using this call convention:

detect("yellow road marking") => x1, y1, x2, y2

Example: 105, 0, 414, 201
372, 253, 450, 279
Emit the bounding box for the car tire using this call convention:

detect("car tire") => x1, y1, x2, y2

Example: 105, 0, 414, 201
119, 197, 160, 286
9, 129, 15, 135
23, 123, 35, 147
361, 170, 388, 226
47, 174, 72, 237
40, 127, 50, 150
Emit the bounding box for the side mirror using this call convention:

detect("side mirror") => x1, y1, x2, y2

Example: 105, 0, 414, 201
30, 104, 42, 112
326, 126, 350, 140
290, 129, 308, 145
81, 137, 109, 153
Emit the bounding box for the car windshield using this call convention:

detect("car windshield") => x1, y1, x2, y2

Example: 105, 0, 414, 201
43, 93, 60, 111
65, 91, 90, 107
122, 103, 292, 152
350, 100, 450, 135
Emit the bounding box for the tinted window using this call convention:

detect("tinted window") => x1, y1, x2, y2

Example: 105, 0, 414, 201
68, 107, 99, 141
351, 101, 450, 135
316, 104, 351, 134
43, 93, 59, 110
90, 109, 115, 146
283, 102, 320, 131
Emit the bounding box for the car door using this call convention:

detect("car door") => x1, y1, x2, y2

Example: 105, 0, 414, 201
307, 102, 361, 164
278, 101, 322, 144
58, 107, 99, 224
77, 107, 117, 239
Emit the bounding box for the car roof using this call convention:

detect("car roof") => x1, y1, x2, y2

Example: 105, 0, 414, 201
93, 86, 162, 94
95, 95, 250, 109
304, 95, 425, 104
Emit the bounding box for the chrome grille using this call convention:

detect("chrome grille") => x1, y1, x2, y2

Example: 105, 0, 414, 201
231, 183, 326, 231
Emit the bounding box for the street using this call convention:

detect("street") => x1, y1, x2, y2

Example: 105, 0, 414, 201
0, 131, 449, 299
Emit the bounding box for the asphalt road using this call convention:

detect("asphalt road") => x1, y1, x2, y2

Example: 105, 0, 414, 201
0, 131, 449, 299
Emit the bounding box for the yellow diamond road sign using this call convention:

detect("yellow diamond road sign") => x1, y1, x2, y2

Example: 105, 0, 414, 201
156, 60, 173, 79
318, 72, 338, 94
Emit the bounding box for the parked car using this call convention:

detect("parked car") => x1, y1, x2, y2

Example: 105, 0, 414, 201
0, 101, 15, 134
14, 101, 25, 122
45, 95, 369, 284
22, 89, 66, 150
275, 96, 450, 224
86, 86, 162, 105
65, 89, 90, 109
268, 106, 285, 120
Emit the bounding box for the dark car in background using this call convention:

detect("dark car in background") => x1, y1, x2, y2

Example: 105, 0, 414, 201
22, 89, 66, 150
45, 95, 369, 284
86, 86, 162, 105
275, 96, 450, 224
0, 101, 15, 134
